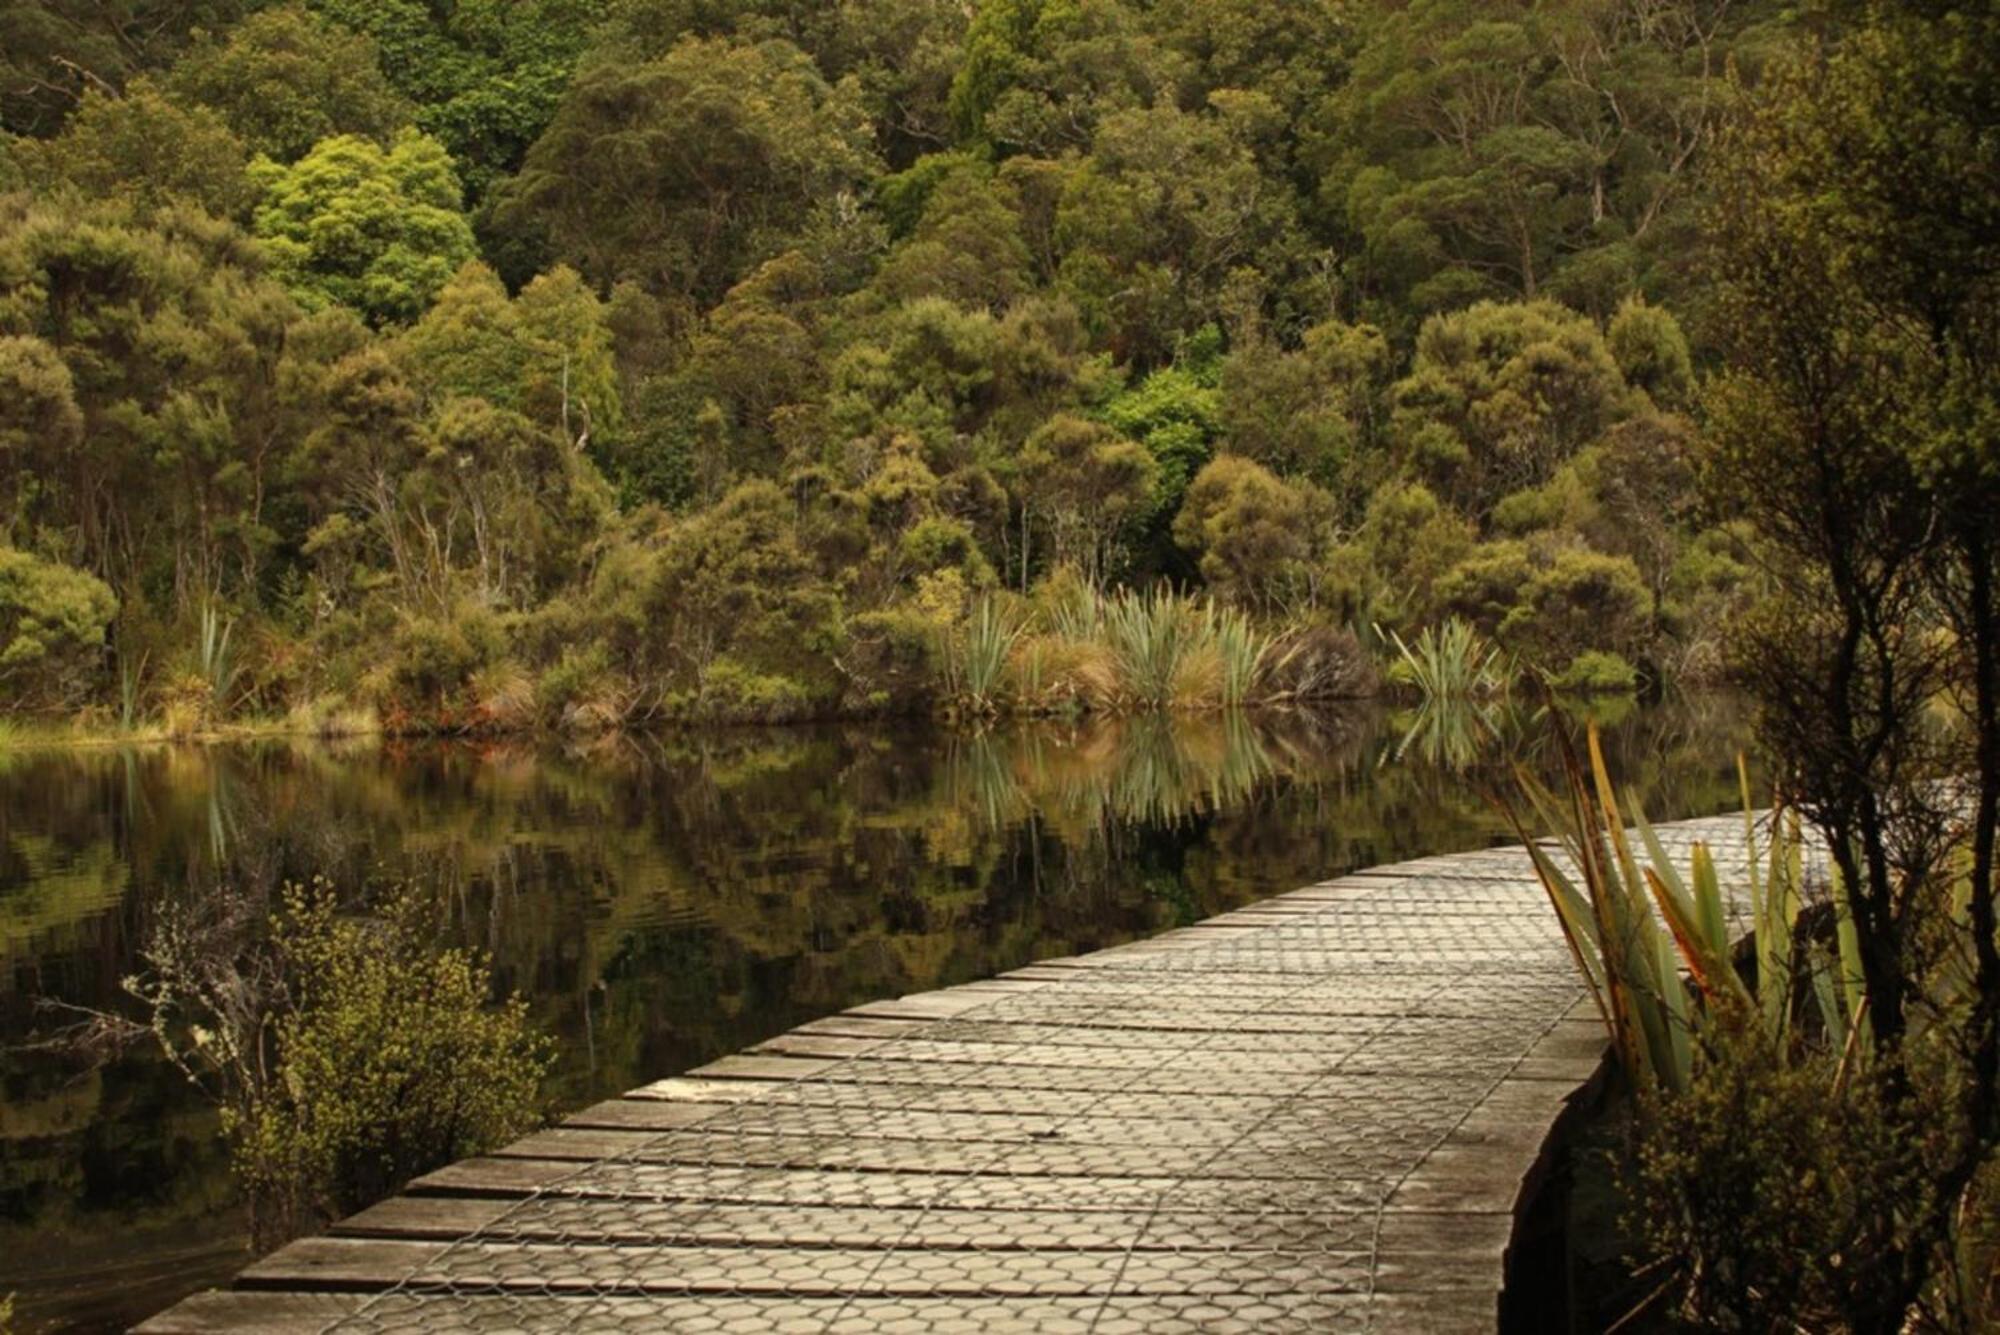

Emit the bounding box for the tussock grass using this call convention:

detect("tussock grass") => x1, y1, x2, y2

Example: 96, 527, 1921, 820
946, 585, 1279, 716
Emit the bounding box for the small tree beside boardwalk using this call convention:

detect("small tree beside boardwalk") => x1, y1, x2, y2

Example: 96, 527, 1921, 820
127, 878, 553, 1253
1514, 729, 1996, 1330
1523, 4, 2000, 1327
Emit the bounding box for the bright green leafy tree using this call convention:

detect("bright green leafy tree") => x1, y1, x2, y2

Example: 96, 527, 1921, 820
249, 128, 477, 325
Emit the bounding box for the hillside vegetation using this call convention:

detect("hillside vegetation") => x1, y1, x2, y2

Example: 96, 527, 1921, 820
0, 0, 1796, 731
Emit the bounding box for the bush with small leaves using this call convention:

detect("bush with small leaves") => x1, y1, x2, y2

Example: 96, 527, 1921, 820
0, 547, 117, 711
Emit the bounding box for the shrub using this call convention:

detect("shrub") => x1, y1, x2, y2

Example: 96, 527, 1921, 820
130, 879, 551, 1253
535, 643, 613, 726
227, 882, 549, 1249
0, 547, 117, 711
1434, 541, 1537, 637
1258, 625, 1379, 701
669, 657, 818, 723
1357, 482, 1473, 626
1606, 294, 1693, 407
842, 608, 940, 714
1552, 649, 1638, 694
1172, 455, 1324, 612
1498, 547, 1652, 672
1628, 1015, 1950, 1332
377, 603, 509, 732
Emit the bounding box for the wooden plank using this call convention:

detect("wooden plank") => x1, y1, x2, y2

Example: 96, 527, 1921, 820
685, 1054, 838, 1081
134, 1293, 367, 1334
335, 1195, 1418, 1253
237, 1236, 1390, 1298
141, 1292, 1402, 1333
560, 1098, 727, 1131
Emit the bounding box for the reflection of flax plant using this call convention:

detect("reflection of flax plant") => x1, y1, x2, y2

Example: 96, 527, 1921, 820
947, 729, 1027, 829
1388, 699, 1506, 772
957, 714, 1281, 831
118, 652, 146, 731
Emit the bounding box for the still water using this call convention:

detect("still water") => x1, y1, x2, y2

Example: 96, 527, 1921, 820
1, 698, 1753, 1331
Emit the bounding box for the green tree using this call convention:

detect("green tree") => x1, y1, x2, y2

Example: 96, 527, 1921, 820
1016, 412, 1157, 584
872, 163, 1034, 313
1605, 293, 1692, 407
167, 4, 413, 163
0, 197, 314, 605
1389, 298, 1637, 518
1351, 479, 1473, 628
1323, 0, 1761, 322
947, 0, 1186, 156
830, 298, 1002, 464
411, 396, 611, 606
249, 129, 477, 325
1692, 5, 1999, 1325
1173, 454, 1326, 612
1102, 353, 1222, 515
0, 0, 241, 135
299, 0, 608, 201
0, 334, 84, 542
0, 546, 117, 709
575, 479, 844, 718
1500, 545, 1650, 676
503, 36, 878, 306
1219, 316, 1392, 514
1154, 0, 1350, 133
1055, 104, 1302, 363
12, 79, 251, 217
404, 261, 621, 450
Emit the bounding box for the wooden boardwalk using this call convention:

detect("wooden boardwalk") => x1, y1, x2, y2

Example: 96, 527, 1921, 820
137, 813, 1751, 1335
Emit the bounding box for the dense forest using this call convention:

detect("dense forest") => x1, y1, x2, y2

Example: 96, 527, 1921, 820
0, 0, 1799, 731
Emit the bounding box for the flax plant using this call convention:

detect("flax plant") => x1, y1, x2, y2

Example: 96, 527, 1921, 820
1209, 603, 1267, 708
1384, 617, 1510, 701
1510, 725, 1868, 1094
944, 597, 1018, 716
1103, 587, 1187, 708
197, 605, 240, 719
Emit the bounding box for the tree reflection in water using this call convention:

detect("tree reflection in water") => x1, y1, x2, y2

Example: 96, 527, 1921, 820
0, 697, 1750, 1331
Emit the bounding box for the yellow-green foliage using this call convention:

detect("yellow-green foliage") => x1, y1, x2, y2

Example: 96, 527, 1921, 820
0, 0, 1812, 732
0, 547, 117, 711
248, 129, 477, 325
1172, 456, 1327, 613
226, 881, 551, 1251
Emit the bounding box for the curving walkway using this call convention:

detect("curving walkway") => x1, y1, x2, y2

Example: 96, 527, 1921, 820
136, 813, 1753, 1335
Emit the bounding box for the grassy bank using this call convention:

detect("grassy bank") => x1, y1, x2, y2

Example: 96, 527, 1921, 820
3, 598, 1644, 753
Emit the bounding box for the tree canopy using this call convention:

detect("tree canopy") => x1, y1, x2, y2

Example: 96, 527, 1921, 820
0, 0, 1809, 726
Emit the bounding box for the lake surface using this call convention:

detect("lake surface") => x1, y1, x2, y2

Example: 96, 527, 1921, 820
0, 697, 1753, 1331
